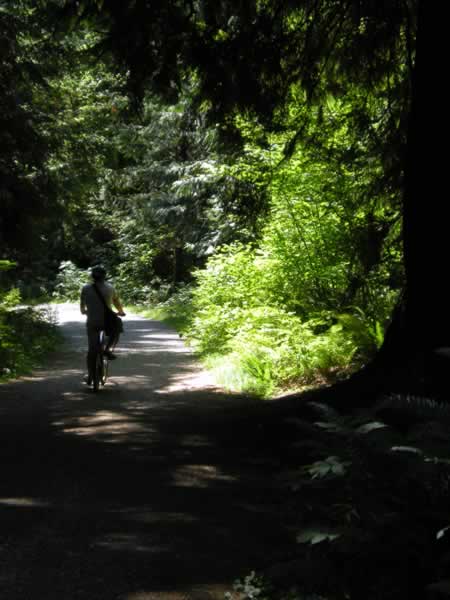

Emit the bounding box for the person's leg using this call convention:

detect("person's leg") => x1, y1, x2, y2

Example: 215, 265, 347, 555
105, 333, 116, 352
105, 332, 119, 358
105, 319, 122, 357
86, 325, 99, 382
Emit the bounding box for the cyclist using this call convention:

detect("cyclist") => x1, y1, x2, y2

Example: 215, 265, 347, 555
80, 265, 126, 381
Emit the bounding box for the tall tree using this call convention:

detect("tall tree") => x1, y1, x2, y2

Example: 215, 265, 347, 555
0, 2, 61, 274
100, 90, 268, 287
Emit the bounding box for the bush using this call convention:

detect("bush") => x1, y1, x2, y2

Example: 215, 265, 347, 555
202, 307, 361, 397
187, 244, 274, 353
1, 287, 22, 309
52, 261, 89, 301
0, 303, 61, 379
135, 284, 195, 333
183, 243, 383, 395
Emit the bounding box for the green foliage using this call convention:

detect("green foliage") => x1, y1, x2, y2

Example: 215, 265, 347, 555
195, 304, 360, 397
98, 89, 267, 299
52, 261, 89, 301
187, 245, 270, 353
305, 456, 350, 480
225, 572, 267, 600
0, 260, 59, 379
167, 89, 403, 396
0, 260, 17, 272
59, 0, 414, 130
0, 1, 60, 271
135, 284, 194, 333
0, 304, 61, 380
1, 288, 22, 309
112, 230, 157, 304
185, 229, 397, 395
272, 396, 450, 600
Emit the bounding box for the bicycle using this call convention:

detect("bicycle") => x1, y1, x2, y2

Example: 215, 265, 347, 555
89, 329, 109, 392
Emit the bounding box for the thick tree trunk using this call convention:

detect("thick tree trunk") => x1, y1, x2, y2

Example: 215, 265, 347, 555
375, 3, 442, 338
379, 0, 449, 380
324, 1, 449, 406
402, 0, 447, 349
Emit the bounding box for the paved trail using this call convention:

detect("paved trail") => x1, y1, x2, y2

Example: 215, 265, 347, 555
0, 305, 293, 600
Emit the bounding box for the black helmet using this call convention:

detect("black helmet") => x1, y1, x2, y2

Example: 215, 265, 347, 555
91, 265, 106, 281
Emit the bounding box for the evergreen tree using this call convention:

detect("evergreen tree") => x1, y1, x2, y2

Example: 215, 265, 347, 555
0, 2, 61, 277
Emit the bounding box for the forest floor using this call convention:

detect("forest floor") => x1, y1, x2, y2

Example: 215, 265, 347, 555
1, 304, 450, 600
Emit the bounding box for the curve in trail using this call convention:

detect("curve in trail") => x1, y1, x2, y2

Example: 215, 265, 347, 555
55, 302, 218, 393
0, 304, 294, 600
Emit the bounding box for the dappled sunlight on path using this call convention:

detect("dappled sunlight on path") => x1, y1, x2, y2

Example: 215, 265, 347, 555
0, 303, 293, 600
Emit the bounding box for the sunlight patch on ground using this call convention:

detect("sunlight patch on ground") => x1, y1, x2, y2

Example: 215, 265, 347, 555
107, 375, 155, 390
172, 464, 237, 488
54, 302, 86, 323
124, 588, 229, 600
73, 410, 135, 424
131, 341, 190, 351
156, 370, 217, 393
115, 346, 190, 355
62, 423, 149, 436
0, 369, 84, 386
180, 434, 213, 448
56, 410, 157, 438
110, 509, 199, 525
61, 390, 89, 401
92, 533, 170, 554
0, 497, 51, 508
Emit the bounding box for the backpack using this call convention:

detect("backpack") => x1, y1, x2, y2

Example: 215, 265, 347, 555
92, 283, 123, 337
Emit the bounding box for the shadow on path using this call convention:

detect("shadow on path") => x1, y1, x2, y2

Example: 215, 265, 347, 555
0, 307, 296, 600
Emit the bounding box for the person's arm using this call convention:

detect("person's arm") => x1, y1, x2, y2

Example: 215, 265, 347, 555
80, 287, 87, 315
112, 290, 126, 316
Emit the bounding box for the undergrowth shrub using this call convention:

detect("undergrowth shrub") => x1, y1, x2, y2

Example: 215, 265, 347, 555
137, 284, 195, 333
113, 245, 157, 304
185, 244, 386, 396
0, 291, 61, 379
52, 261, 89, 301
187, 245, 274, 353
1, 287, 22, 309
202, 308, 363, 396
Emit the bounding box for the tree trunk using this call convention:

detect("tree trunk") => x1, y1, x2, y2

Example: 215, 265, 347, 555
325, 1, 449, 406
402, 0, 448, 348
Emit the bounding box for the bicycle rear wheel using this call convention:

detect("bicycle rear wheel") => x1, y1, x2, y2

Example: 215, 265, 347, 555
101, 354, 108, 386
93, 352, 103, 392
